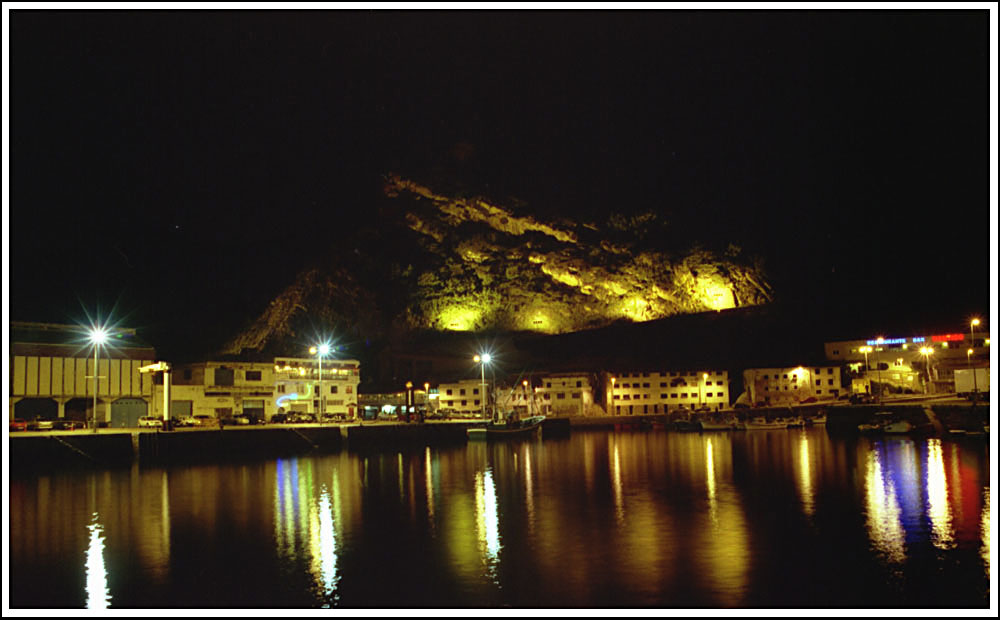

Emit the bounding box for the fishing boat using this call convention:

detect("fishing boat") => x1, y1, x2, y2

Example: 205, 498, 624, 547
467, 415, 546, 440
780, 416, 805, 428
882, 420, 913, 434
745, 417, 786, 430
698, 415, 737, 431
805, 412, 827, 426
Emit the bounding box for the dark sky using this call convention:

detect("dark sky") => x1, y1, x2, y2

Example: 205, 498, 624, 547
8, 9, 993, 355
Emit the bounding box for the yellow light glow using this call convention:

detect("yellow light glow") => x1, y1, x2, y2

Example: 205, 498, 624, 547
971, 318, 980, 327
438, 306, 481, 331
85, 513, 111, 609
696, 276, 736, 311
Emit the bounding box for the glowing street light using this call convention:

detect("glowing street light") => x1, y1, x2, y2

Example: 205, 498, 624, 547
919, 347, 934, 394
474, 353, 491, 420
610, 376, 616, 416
310, 343, 331, 418
859, 346, 873, 372
701, 372, 709, 407
89, 327, 108, 433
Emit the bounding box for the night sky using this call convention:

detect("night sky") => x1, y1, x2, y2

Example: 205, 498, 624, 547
8, 9, 994, 358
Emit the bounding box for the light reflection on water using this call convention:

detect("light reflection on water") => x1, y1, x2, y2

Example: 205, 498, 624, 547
7, 429, 990, 609
84, 512, 111, 609
864, 445, 907, 564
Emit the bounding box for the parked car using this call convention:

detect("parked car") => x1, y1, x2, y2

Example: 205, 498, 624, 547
10, 418, 28, 432
138, 416, 162, 428
850, 393, 875, 405
231, 415, 251, 425
28, 418, 55, 431
53, 419, 85, 430
191, 414, 216, 427
289, 413, 317, 424
269, 413, 289, 424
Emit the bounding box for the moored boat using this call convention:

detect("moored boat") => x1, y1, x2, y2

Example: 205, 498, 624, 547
468, 415, 545, 440
745, 417, 786, 430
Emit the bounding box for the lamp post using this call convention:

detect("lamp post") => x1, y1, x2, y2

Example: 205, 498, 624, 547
970, 319, 980, 398
920, 347, 933, 394
701, 373, 708, 408
610, 376, 616, 415
310, 343, 330, 418
474, 354, 491, 420
89, 327, 108, 433
874, 337, 884, 402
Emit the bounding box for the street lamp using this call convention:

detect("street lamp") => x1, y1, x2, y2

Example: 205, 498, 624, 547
875, 337, 884, 402
859, 346, 872, 372
920, 347, 934, 394
701, 372, 709, 407
610, 376, 616, 415
967, 348, 978, 398
310, 343, 330, 418
89, 327, 108, 433
474, 353, 491, 420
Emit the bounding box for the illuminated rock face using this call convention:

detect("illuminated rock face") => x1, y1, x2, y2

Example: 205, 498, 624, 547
384, 174, 772, 335
222, 176, 772, 355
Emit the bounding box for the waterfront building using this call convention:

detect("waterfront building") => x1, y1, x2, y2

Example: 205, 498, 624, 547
273, 356, 361, 419
436, 379, 485, 417
531, 373, 596, 417
358, 387, 431, 420
606, 369, 730, 415
170, 360, 277, 422
740, 366, 842, 406
824, 329, 990, 392
9, 321, 157, 427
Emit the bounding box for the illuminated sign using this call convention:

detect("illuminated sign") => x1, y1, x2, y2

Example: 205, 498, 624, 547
931, 334, 965, 342
865, 336, 926, 346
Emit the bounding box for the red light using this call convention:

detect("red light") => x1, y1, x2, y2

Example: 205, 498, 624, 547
931, 334, 965, 342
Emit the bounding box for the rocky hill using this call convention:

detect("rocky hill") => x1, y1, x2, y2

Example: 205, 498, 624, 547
220, 175, 772, 356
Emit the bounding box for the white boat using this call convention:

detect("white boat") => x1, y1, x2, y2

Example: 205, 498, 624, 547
805, 413, 827, 426
745, 417, 786, 430
882, 420, 913, 434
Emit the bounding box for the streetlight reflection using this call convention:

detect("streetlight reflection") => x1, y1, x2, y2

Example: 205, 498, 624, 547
85, 512, 111, 609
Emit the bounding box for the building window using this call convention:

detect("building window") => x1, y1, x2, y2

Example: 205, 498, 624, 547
473, 388, 479, 395
460, 389, 466, 396
643, 382, 650, 388
474, 400, 480, 406
543, 394, 551, 400
246, 370, 262, 381
557, 393, 566, 399
330, 385, 338, 394
660, 394, 667, 399
546, 382, 552, 388
572, 392, 581, 399
816, 380, 822, 386
346, 386, 352, 394
660, 382, 666, 387
446, 389, 453, 396
671, 394, 678, 399
828, 368, 834, 374
828, 379, 834, 386
613, 395, 620, 400
576, 380, 582, 387
461, 400, 467, 406
681, 393, 687, 398
277, 385, 286, 393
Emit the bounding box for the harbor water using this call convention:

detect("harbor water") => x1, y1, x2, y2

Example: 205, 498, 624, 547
7, 427, 991, 609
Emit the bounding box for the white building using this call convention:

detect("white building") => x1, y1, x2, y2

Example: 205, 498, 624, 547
607, 369, 730, 415
741, 366, 842, 406
532, 373, 596, 417
436, 379, 486, 418
273, 356, 361, 419
170, 360, 277, 421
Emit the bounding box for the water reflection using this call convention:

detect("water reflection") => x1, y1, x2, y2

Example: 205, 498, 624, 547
705, 437, 718, 528
864, 446, 906, 564
84, 512, 111, 609
274, 458, 341, 605
925, 439, 955, 549
795, 433, 815, 517
475, 467, 501, 583
7, 430, 990, 609
982, 487, 991, 581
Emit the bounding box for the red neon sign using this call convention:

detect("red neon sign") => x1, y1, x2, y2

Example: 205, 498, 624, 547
931, 333, 965, 342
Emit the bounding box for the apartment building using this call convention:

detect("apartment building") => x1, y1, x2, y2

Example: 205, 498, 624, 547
741, 365, 842, 406
436, 379, 486, 418
273, 356, 361, 419
533, 373, 595, 417
607, 369, 729, 415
